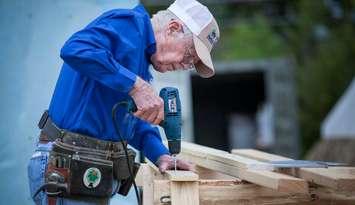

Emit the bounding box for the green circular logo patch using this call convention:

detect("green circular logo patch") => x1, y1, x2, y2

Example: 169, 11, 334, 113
83, 167, 101, 188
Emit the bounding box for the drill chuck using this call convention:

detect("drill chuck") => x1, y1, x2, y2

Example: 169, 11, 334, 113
168, 140, 181, 155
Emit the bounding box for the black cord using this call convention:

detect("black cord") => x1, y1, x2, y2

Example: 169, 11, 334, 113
33, 183, 48, 199
112, 102, 141, 205
32, 182, 65, 199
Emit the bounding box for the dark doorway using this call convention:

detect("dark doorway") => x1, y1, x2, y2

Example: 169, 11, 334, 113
191, 72, 265, 151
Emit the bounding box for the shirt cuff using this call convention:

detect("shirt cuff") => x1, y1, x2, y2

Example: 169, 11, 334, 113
143, 134, 170, 164
114, 63, 137, 93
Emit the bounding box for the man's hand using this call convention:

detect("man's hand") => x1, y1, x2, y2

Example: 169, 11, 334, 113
156, 154, 195, 173
129, 77, 164, 125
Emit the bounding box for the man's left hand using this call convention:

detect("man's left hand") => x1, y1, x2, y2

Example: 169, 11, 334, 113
156, 154, 195, 173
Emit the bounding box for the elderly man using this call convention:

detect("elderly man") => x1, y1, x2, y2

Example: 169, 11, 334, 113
28, 0, 219, 204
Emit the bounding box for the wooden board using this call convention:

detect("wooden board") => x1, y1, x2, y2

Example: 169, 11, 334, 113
138, 164, 355, 205
165, 169, 200, 205
152, 179, 355, 205
232, 149, 355, 192
171, 181, 199, 205
195, 165, 239, 180
138, 163, 165, 205
179, 141, 309, 193
141, 163, 155, 205
139, 163, 199, 205
165, 170, 199, 181
232, 149, 290, 161
180, 141, 273, 170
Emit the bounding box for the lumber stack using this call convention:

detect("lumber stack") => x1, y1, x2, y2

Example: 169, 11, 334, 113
179, 142, 309, 193
136, 141, 355, 205
232, 148, 355, 192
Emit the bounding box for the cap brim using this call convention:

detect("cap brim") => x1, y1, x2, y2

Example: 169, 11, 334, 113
193, 35, 215, 78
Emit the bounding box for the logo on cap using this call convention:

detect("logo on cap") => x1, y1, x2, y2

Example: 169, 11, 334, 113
207, 29, 218, 47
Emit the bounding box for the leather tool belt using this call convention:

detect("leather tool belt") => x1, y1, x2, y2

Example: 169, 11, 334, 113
37, 110, 139, 198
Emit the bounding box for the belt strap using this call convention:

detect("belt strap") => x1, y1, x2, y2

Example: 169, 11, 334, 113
38, 110, 126, 152
39, 112, 65, 142
48, 197, 57, 205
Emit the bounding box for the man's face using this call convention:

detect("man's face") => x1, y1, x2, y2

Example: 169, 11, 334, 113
151, 20, 199, 73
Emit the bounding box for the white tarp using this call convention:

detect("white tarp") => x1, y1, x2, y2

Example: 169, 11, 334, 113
322, 78, 355, 139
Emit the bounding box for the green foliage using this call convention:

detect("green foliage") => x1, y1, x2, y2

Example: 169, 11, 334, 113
215, 16, 288, 60
288, 0, 355, 155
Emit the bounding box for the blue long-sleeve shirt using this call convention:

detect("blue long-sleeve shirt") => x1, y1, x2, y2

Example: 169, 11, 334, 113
48, 4, 169, 163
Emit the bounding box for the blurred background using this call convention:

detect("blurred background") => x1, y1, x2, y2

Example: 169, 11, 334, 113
0, 0, 354, 204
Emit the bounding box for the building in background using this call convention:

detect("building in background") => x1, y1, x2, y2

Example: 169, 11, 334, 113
191, 59, 299, 158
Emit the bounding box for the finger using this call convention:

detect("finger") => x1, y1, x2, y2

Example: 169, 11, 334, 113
139, 97, 156, 122
140, 108, 152, 122
159, 161, 170, 173
133, 109, 144, 118
153, 110, 163, 125
147, 109, 159, 124
153, 100, 164, 125
177, 159, 195, 171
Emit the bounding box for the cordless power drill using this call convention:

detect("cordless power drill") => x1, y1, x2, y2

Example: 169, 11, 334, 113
128, 87, 182, 169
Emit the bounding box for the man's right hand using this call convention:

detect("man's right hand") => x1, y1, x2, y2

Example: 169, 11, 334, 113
129, 77, 164, 125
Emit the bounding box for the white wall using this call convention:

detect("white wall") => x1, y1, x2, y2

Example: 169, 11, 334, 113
0, 1, 142, 204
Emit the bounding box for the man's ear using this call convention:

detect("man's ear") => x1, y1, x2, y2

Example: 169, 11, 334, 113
166, 19, 183, 35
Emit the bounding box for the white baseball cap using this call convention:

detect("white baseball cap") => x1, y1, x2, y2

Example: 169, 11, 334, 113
167, 0, 220, 78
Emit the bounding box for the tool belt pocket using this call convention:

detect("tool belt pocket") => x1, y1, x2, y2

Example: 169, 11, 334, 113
47, 140, 113, 197
112, 149, 136, 180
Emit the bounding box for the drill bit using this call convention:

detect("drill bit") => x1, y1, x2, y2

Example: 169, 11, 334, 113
172, 154, 177, 171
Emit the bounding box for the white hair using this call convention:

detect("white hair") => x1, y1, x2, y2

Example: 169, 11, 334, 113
151, 10, 193, 40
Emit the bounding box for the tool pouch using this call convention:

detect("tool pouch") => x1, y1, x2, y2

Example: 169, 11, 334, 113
112, 149, 136, 180
118, 162, 140, 196
70, 154, 113, 197
47, 140, 114, 197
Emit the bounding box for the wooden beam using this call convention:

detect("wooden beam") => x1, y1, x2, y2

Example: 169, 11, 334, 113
232, 149, 355, 192
141, 163, 155, 205
298, 167, 355, 192
195, 165, 240, 180
180, 141, 273, 170
165, 169, 199, 205
153, 179, 355, 205
138, 164, 355, 205
240, 169, 309, 193
170, 181, 199, 205
232, 149, 290, 161
179, 141, 309, 193
165, 170, 199, 181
